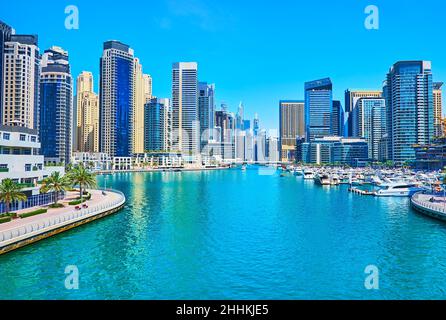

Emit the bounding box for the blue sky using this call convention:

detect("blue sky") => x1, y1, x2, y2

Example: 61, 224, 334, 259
2, 0, 445, 129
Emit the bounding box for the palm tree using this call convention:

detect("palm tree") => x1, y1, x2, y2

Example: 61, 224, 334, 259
0, 179, 27, 216
68, 165, 97, 201
40, 172, 70, 206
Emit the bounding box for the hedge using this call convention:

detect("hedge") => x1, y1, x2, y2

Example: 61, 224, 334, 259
68, 199, 86, 206
19, 209, 48, 219
0, 216, 12, 224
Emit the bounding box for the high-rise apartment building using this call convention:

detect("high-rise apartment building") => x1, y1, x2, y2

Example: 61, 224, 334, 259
434, 82, 443, 137
143, 74, 152, 103
332, 100, 344, 137
305, 78, 333, 141
2, 34, 40, 130
352, 98, 386, 161
132, 58, 146, 154
172, 62, 199, 154
76, 71, 99, 153
279, 100, 305, 162
144, 98, 172, 153
344, 89, 382, 137
39, 46, 73, 164
99, 41, 135, 157
384, 61, 434, 164
0, 21, 13, 120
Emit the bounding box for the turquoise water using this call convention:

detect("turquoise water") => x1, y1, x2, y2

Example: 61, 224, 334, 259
2, 167, 446, 300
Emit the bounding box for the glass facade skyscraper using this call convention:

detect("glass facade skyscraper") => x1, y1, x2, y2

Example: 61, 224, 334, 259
99, 41, 134, 157
305, 78, 333, 141
198, 82, 215, 149
384, 61, 434, 164
352, 98, 386, 161
39, 46, 73, 164
332, 100, 344, 137
144, 98, 171, 153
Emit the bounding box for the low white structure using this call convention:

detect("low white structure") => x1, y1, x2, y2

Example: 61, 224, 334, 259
0, 125, 65, 213
0, 125, 62, 195
72, 152, 112, 171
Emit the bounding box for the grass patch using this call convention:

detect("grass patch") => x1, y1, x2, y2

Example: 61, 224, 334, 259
19, 209, 48, 219
0, 216, 12, 224
49, 203, 65, 209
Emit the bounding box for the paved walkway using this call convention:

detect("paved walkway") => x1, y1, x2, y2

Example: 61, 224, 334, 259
412, 193, 446, 214
0, 190, 122, 232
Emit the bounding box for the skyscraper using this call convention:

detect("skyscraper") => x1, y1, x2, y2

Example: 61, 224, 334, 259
76, 71, 99, 153
100, 41, 134, 157
253, 113, 260, 136
172, 62, 199, 154
2, 34, 40, 130
352, 98, 386, 161
132, 58, 146, 154
236, 102, 244, 130
384, 61, 434, 164
344, 89, 382, 136
143, 74, 152, 103
305, 78, 333, 141
279, 100, 305, 162
434, 82, 443, 137
39, 46, 73, 164
198, 82, 215, 149
0, 21, 12, 120
144, 98, 171, 153
332, 100, 344, 137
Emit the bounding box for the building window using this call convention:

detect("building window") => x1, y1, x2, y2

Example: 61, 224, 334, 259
3, 133, 10, 140
31, 136, 37, 142
20, 134, 26, 141
25, 164, 32, 172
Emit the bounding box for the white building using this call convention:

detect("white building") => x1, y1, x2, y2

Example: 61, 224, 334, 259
0, 125, 65, 207
172, 62, 199, 155
72, 152, 112, 171
2, 35, 40, 130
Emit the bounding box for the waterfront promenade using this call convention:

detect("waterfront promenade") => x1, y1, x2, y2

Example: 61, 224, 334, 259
411, 192, 446, 221
0, 189, 125, 255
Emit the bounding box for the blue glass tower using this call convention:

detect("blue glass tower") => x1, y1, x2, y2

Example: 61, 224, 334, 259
100, 41, 134, 157
385, 61, 434, 164
144, 98, 171, 153
305, 78, 333, 141
39, 47, 73, 164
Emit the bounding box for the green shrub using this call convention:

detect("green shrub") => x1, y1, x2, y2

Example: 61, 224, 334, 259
0, 216, 12, 224
68, 199, 86, 206
19, 209, 48, 219
49, 203, 65, 209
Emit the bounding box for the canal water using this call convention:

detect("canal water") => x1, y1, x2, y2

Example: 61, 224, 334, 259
1, 167, 446, 299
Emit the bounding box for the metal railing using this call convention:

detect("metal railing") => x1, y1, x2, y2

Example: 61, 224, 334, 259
0, 189, 126, 246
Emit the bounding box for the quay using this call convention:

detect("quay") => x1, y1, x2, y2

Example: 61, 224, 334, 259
411, 193, 446, 222
0, 189, 126, 255
348, 187, 376, 196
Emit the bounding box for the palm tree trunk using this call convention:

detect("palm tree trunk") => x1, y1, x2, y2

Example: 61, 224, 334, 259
80, 184, 83, 201
54, 191, 59, 205
5, 201, 9, 214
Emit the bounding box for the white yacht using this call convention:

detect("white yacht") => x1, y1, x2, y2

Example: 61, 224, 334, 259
314, 173, 330, 186
303, 169, 315, 180
375, 182, 425, 197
